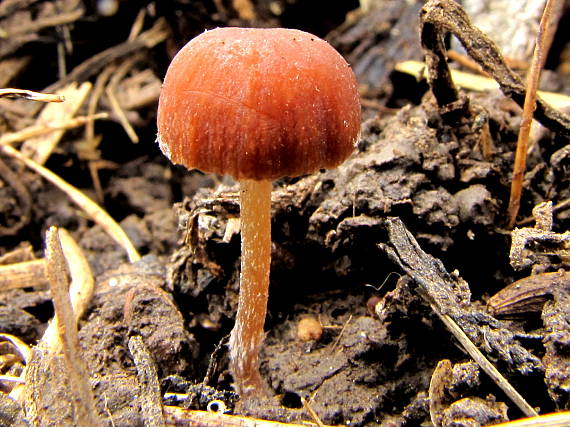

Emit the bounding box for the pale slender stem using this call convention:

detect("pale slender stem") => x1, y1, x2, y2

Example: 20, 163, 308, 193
229, 179, 272, 397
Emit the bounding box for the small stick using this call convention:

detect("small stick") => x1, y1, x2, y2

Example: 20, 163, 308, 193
330, 314, 352, 353
105, 55, 143, 143
301, 396, 325, 427
4, 8, 83, 37
426, 297, 538, 417
85, 66, 116, 143
0, 259, 48, 291
0, 88, 64, 103
0, 113, 108, 146
128, 9, 146, 41
507, 0, 557, 228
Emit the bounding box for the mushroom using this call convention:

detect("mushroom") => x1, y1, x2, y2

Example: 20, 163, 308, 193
157, 27, 360, 398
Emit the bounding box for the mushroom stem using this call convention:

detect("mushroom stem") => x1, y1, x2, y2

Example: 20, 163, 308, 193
229, 179, 272, 397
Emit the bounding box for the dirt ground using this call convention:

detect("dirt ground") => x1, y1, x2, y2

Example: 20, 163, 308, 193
0, 0, 569, 426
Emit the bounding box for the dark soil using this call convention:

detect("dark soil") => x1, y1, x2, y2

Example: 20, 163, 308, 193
0, 0, 569, 426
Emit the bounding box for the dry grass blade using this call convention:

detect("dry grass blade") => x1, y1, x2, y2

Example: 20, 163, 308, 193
0, 259, 48, 291
1, 145, 141, 262
395, 61, 570, 109
42, 228, 96, 353
0, 333, 33, 402
381, 218, 538, 418
0, 334, 33, 365
301, 396, 325, 427
0, 112, 108, 146
105, 55, 142, 143
507, 0, 557, 229
20, 82, 92, 165
44, 227, 101, 426
432, 305, 537, 418
3, 7, 83, 37
0, 88, 65, 102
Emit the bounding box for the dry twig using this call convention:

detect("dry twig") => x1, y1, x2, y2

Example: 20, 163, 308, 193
20, 82, 92, 165
380, 217, 538, 418
0, 89, 64, 103
507, 0, 558, 228
419, 0, 570, 137
0, 259, 48, 291
0, 113, 108, 146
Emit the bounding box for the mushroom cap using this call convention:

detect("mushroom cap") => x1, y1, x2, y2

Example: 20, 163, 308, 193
157, 27, 360, 181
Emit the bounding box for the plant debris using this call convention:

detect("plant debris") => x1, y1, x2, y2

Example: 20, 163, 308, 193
0, 0, 570, 425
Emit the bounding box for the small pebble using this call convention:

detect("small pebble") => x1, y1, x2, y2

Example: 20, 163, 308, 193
297, 317, 323, 342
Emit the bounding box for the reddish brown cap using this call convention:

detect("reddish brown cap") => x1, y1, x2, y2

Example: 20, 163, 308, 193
157, 27, 360, 181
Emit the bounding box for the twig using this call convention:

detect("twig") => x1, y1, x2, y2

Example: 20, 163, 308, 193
428, 299, 538, 417
0, 88, 64, 103
301, 396, 325, 427
1, 145, 141, 262
105, 55, 143, 143
330, 314, 352, 353
0, 112, 108, 146
0, 259, 48, 291
128, 9, 146, 42
3, 8, 83, 37
20, 82, 92, 165
381, 217, 539, 418
85, 66, 116, 144
419, 0, 570, 137
507, 0, 557, 228
44, 227, 101, 426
